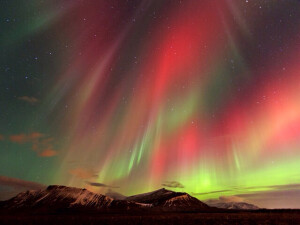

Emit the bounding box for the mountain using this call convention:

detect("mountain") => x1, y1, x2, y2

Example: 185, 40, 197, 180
206, 201, 259, 210
0, 185, 145, 213
126, 188, 209, 211
0, 185, 211, 213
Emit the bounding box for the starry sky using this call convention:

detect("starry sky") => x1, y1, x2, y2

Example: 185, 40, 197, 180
1, 0, 300, 209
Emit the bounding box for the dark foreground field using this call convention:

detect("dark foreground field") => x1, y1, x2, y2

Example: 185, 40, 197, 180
1, 212, 300, 225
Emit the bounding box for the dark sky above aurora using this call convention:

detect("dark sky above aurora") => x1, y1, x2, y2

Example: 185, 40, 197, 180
1, 0, 300, 209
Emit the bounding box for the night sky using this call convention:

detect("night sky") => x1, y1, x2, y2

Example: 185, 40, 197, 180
1, 0, 300, 209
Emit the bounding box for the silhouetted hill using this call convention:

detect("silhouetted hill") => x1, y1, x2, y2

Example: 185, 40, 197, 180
206, 201, 259, 210
0, 185, 145, 213
126, 188, 209, 211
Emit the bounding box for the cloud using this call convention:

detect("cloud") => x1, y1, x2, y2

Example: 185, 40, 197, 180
203, 183, 300, 209
228, 183, 300, 194
86, 181, 119, 188
236, 189, 300, 209
9, 132, 57, 157
28, 132, 44, 139
69, 168, 98, 179
266, 183, 300, 191
0, 175, 46, 201
162, 181, 184, 188
0, 134, 4, 141
9, 132, 44, 144
195, 183, 300, 198
0, 175, 45, 190
192, 189, 231, 196
9, 134, 27, 143
18, 96, 39, 104
233, 183, 300, 208
105, 189, 126, 200
219, 195, 244, 203
39, 149, 57, 157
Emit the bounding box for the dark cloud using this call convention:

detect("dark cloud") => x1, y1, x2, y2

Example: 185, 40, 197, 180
203, 183, 300, 209
192, 189, 231, 196
18, 96, 39, 104
86, 181, 119, 188
229, 183, 300, 193
266, 183, 300, 191
105, 189, 126, 200
235, 183, 300, 197
0, 175, 46, 201
195, 183, 300, 197
236, 189, 300, 209
162, 181, 184, 188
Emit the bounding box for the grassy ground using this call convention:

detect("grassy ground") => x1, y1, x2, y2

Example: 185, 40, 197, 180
0, 212, 300, 225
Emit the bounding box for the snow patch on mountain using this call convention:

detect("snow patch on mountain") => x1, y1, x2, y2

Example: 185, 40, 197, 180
206, 201, 259, 210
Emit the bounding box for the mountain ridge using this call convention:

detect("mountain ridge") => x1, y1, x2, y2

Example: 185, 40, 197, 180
206, 201, 259, 210
0, 185, 144, 212
0, 185, 210, 213
126, 188, 209, 211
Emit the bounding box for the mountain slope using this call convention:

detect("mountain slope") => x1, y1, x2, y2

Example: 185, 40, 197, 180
206, 201, 259, 210
126, 188, 209, 211
0, 186, 213, 213
0, 185, 143, 212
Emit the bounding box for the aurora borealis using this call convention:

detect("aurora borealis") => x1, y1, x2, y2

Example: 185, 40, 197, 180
1, 0, 300, 208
